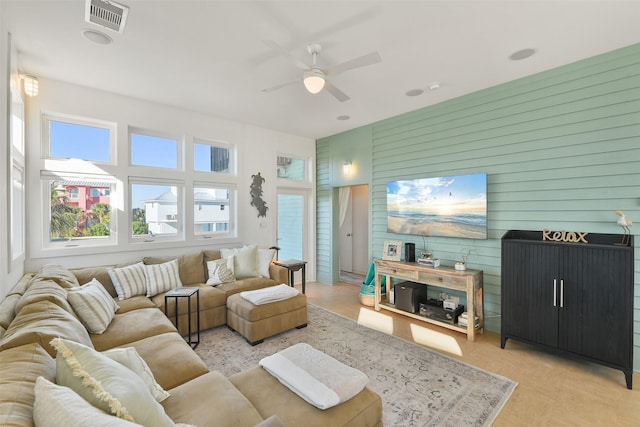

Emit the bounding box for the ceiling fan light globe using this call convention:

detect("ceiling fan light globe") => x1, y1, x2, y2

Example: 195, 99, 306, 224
303, 70, 325, 94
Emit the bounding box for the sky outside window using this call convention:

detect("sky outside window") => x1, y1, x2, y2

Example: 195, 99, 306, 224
131, 133, 178, 168
49, 120, 110, 162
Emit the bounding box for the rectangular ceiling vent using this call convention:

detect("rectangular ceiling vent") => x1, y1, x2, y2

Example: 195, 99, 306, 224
85, 0, 129, 34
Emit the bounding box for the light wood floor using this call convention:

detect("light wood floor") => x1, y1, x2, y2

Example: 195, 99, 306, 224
301, 281, 640, 426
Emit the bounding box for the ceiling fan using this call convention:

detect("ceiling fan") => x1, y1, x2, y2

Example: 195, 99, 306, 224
261, 41, 382, 102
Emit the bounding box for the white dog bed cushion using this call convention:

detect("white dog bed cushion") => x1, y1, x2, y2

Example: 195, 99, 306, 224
259, 343, 368, 410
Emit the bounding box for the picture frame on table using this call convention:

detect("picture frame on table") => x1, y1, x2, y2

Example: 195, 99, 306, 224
382, 240, 402, 261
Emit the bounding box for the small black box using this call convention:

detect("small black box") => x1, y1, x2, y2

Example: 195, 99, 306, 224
404, 242, 416, 262
394, 282, 427, 314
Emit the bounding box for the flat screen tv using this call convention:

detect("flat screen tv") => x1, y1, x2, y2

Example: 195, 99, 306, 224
387, 172, 487, 239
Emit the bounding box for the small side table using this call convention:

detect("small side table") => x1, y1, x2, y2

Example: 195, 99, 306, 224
164, 287, 200, 349
273, 259, 307, 294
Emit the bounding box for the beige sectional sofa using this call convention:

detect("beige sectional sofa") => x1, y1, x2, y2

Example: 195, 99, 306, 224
0, 248, 383, 427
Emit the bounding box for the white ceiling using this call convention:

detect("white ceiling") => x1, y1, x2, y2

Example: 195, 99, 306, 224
4, 1, 640, 140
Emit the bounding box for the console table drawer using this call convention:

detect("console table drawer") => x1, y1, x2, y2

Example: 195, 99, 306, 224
377, 266, 418, 281
417, 271, 466, 290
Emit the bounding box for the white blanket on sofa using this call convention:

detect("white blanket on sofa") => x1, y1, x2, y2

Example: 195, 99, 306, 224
259, 343, 368, 410
240, 284, 299, 305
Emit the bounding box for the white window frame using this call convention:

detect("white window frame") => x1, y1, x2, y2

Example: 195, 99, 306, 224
193, 138, 237, 176
129, 178, 184, 243
42, 113, 115, 164
41, 172, 117, 249
130, 127, 182, 170
192, 182, 237, 240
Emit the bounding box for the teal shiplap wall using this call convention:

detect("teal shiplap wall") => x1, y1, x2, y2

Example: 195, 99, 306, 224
317, 43, 640, 370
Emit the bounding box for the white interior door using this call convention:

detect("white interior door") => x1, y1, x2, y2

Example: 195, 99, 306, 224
339, 185, 369, 275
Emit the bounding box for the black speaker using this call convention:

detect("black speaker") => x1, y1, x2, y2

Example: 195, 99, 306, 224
404, 242, 415, 262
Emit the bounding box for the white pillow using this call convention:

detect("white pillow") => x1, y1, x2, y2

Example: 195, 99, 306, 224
220, 245, 260, 278
34, 376, 141, 427
108, 263, 147, 300
103, 347, 170, 402
258, 248, 275, 278
144, 259, 182, 297
206, 256, 236, 285
67, 279, 119, 334
51, 338, 176, 426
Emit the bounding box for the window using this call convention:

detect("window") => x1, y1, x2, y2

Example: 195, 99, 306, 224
193, 186, 233, 236
194, 139, 234, 174
47, 178, 113, 243
131, 131, 178, 168
41, 115, 116, 249
277, 156, 306, 181
130, 181, 182, 239
90, 188, 101, 197
48, 119, 111, 162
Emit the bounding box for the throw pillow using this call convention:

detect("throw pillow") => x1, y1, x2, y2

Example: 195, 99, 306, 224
258, 248, 275, 278
108, 262, 147, 300
51, 337, 175, 426
144, 259, 182, 297
206, 256, 236, 285
67, 279, 119, 334
220, 245, 260, 278
34, 376, 141, 427
103, 347, 170, 402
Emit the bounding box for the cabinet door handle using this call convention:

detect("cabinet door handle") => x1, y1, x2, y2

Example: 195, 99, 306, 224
553, 279, 557, 307
560, 279, 564, 308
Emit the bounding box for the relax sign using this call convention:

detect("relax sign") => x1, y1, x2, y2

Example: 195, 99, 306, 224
542, 229, 589, 244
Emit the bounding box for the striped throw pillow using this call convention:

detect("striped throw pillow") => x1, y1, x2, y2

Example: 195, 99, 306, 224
67, 279, 119, 334
144, 259, 182, 297
108, 263, 147, 300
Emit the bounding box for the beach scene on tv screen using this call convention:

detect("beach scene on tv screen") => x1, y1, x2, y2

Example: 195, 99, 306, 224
387, 173, 487, 239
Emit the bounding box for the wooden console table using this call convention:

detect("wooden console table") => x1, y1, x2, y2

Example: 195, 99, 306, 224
374, 259, 483, 341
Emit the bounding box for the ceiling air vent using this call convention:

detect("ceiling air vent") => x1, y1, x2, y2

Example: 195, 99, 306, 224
85, 0, 129, 34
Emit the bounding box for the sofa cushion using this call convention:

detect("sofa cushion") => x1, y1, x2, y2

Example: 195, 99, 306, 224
0, 294, 21, 330
34, 376, 142, 427
52, 338, 176, 426
114, 295, 157, 313
67, 279, 119, 334
258, 248, 276, 278
71, 265, 118, 297
220, 245, 261, 279
216, 277, 278, 297
0, 342, 56, 427
144, 251, 206, 285
15, 279, 73, 316
0, 300, 93, 357
144, 259, 182, 297
103, 346, 170, 402
163, 371, 265, 427
32, 264, 79, 289
90, 307, 177, 351
108, 262, 147, 300
206, 256, 236, 285
121, 332, 209, 390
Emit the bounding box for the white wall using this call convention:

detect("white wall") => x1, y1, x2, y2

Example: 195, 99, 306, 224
20, 78, 316, 280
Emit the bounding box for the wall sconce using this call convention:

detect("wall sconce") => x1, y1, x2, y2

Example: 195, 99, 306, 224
342, 162, 352, 175
22, 75, 39, 97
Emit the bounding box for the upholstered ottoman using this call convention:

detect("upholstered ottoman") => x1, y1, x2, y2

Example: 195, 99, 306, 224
226, 292, 307, 345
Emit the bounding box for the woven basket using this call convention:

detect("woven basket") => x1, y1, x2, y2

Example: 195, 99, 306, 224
360, 292, 385, 307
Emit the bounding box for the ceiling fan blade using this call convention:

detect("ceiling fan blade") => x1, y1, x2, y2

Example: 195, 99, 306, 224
325, 52, 382, 76
324, 81, 350, 102
261, 79, 299, 93
263, 40, 309, 70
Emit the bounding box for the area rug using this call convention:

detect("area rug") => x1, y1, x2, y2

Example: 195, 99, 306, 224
195, 304, 517, 427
